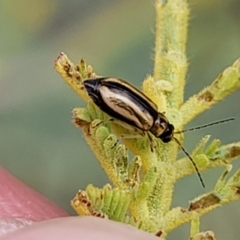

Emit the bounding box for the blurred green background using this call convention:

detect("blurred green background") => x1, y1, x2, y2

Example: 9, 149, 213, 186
1, 0, 240, 239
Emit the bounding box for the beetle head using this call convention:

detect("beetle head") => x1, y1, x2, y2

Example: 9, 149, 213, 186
160, 123, 174, 143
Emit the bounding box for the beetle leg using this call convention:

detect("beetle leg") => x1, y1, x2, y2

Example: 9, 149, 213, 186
92, 118, 156, 152
92, 118, 114, 128
111, 133, 145, 149
119, 134, 145, 139
146, 132, 156, 152
113, 132, 156, 152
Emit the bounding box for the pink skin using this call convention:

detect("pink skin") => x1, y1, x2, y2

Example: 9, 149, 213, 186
0, 167, 163, 240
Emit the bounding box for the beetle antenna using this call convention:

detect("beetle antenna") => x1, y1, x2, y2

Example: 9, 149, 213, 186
174, 117, 235, 134
173, 137, 205, 188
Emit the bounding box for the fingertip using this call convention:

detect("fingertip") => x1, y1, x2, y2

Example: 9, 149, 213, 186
2, 217, 163, 240
0, 167, 69, 221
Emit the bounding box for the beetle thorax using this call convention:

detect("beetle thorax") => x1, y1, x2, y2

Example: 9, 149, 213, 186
150, 113, 169, 137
